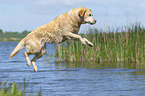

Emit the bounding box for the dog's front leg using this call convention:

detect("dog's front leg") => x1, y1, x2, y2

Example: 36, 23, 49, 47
64, 32, 86, 45
63, 32, 93, 46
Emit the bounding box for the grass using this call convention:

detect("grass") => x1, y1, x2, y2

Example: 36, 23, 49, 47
0, 79, 41, 96
52, 24, 145, 64
0, 81, 24, 96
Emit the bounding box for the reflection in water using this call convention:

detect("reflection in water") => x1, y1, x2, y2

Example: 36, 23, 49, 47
0, 41, 145, 96
55, 61, 145, 69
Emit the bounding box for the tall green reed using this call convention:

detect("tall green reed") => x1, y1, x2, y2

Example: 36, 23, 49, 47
0, 79, 42, 96
53, 24, 145, 64
0, 81, 24, 96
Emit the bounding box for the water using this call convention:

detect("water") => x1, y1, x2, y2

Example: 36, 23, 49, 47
0, 41, 145, 96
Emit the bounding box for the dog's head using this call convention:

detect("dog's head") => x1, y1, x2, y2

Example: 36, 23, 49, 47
78, 7, 96, 25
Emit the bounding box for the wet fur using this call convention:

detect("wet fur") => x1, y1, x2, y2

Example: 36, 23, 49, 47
9, 7, 96, 72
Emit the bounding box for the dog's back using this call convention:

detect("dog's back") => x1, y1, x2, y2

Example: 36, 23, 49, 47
9, 7, 96, 72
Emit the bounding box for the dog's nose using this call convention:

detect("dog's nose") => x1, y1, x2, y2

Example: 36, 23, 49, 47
94, 19, 97, 23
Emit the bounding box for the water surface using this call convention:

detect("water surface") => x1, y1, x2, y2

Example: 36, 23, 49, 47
0, 41, 145, 96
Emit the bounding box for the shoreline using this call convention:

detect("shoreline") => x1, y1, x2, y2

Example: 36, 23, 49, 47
0, 38, 21, 41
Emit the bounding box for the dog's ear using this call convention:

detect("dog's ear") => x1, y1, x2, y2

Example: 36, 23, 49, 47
78, 10, 86, 18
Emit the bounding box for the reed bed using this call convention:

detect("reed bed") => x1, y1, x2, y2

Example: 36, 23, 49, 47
0, 80, 41, 96
53, 24, 145, 64
0, 81, 24, 96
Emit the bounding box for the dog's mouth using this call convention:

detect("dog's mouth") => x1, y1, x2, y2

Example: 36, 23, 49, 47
90, 22, 96, 25
88, 21, 96, 25
86, 20, 97, 25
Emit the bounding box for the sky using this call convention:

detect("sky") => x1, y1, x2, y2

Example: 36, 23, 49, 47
0, 0, 145, 32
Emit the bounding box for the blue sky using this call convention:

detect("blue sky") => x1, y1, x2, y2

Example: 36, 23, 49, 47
0, 0, 145, 32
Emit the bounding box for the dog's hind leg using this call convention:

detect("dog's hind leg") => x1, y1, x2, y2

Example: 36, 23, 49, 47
31, 56, 38, 72
31, 44, 46, 72
24, 52, 31, 67
31, 53, 45, 72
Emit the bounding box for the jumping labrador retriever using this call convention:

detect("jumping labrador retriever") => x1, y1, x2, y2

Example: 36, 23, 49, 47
9, 7, 96, 72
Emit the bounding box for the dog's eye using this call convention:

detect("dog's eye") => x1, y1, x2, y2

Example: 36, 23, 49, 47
89, 14, 92, 16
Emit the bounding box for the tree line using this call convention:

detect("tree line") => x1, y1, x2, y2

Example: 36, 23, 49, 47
0, 29, 30, 41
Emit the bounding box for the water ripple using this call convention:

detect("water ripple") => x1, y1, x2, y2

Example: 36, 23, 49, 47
0, 42, 145, 96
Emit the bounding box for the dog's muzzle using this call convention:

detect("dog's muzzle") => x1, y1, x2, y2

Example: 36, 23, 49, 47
90, 19, 97, 25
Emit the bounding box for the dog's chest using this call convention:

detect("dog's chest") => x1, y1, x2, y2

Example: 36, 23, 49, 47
72, 27, 80, 34
43, 29, 63, 43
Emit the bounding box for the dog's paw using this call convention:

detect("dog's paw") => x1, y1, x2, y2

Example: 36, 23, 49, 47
88, 42, 94, 47
32, 61, 38, 72
86, 40, 94, 47
81, 39, 87, 45
82, 38, 93, 47
27, 61, 31, 67
34, 66, 37, 72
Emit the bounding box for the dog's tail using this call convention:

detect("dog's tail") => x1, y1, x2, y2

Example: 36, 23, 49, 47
9, 38, 25, 59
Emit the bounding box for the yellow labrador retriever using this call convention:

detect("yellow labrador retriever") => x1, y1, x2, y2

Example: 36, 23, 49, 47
9, 7, 96, 72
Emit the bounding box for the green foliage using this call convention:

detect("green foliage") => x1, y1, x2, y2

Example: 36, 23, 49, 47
53, 24, 145, 64
0, 29, 3, 34
0, 79, 42, 96
0, 30, 30, 41
0, 81, 24, 96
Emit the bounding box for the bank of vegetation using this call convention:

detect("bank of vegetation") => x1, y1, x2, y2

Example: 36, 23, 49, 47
0, 29, 30, 41
53, 24, 145, 64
